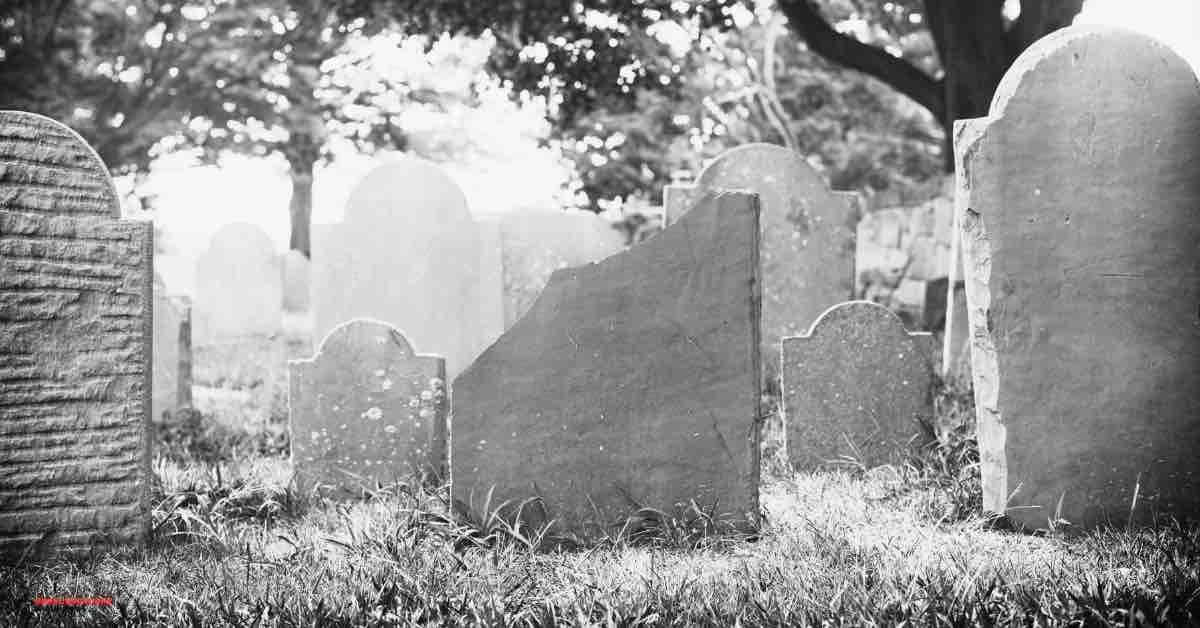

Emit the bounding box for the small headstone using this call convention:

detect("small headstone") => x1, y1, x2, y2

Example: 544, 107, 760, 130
193, 222, 282, 344
281, 249, 311, 313
312, 157, 484, 377
781, 301, 934, 470
691, 144, 859, 380
289, 319, 447, 495
958, 25, 1200, 529
452, 190, 763, 539
152, 275, 192, 421
0, 111, 153, 561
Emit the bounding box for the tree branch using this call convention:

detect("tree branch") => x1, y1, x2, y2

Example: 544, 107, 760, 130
776, 0, 945, 123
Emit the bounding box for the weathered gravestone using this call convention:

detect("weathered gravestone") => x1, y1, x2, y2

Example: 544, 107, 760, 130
312, 157, 482, 377
662, 183, 703, 226
152, 275, 192, 421
193, 222, 282, 344
281, 249, 311, 313
0, 111, 152, 561
690, 144, 859, 381
494, 209, 626, 328
289, 319, 447, 495
958, 25, 1200, 529
781, 301, 935, 470
452, 190, 762, 539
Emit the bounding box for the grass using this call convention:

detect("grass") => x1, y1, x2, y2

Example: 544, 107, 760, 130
2, 337, 1198, 626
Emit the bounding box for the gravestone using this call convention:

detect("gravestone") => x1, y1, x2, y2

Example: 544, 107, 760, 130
312, 157, 483, 377
662, 183, 703, 226
193, 222, 282, 344
0, 111, 153, 561
289, 319, 447, 495
452, 190, 762, 539
152, 275, 192, 421
475, 217, 506, 350
692, 144, 859, 380
958, 25, 1200, 529
781, 301, 934, 470
281, 249, 311, 313
495, 209, 625, 327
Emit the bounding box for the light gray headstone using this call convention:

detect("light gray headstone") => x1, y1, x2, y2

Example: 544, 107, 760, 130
289, 319, 447, 495
152, 275, 192, 421
958, 25, 1200, 529
312, 157, 482, 377
0, 111, 153, 562
193, 222, 282, 344
781, 301, 934, 470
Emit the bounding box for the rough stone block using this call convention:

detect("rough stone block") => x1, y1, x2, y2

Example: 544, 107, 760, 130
958, 25, 1200, 529
452, 190, 762, 539
781, 301, 934, 470
289, 319, 447, 495
0, 111, 152, 562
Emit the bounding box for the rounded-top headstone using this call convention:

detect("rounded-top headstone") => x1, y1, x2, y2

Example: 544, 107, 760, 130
194, 221, 283, 343
0, 111, 120, 217
958, 25, 1200, 529
695, 143, 859, 380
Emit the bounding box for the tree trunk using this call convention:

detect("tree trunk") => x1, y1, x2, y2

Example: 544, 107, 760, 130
288, 158, 315, 259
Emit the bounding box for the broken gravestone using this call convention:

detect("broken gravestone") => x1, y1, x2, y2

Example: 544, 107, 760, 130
781, 301, 935, 470
193, 221, 282, 344
690, 144, 859, 384
0, 111, 153, 562
152, 275, 192, 421
289, 319, 448, 495
452, 190, 762, 540
312, 157, 483, 377
958, 25, 1200, 530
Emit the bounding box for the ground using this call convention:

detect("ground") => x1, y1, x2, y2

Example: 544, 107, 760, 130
2, 323, 1198, 626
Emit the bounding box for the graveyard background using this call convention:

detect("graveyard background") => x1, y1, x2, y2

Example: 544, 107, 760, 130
3, 0, 1200, 625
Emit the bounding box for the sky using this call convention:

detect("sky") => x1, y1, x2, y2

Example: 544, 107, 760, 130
145, 0, 1200, 296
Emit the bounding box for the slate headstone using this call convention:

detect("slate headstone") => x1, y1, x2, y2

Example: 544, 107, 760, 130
152, 275, 192, 421
193, 221, 282, 344
452, 190, 762, 539
692, 144, 859, 380
289, 319, 447, 495
958, 25, 1200, 529
0, 111, 153, 562
781, 301, 934, 470
312, 157, 483, 377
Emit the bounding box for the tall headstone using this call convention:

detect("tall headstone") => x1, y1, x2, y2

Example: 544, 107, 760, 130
781, 301, 934, 470
452, 190, 762, 539
152, 275, 192, 421
0, 111, 153, 561
495, 209, 625, 328
958, 26, 1200, 529
312, 157, 482, 377
289, 319, 447, 495
692, 144, 859, 380
193, 222, 282, 344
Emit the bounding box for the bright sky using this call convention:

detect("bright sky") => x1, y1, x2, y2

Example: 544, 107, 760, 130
144, 0, 1200, 296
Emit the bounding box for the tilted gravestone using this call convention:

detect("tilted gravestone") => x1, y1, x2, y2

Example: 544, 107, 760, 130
958, 25, 1200, 529
452, 190, 762, 539
690, 144, 859, 382
152, 275, 192, 421
289, 319, 447, 495
0, 111, 153, 561
781, 301, 934, 470
193, 221, 282, 344
312, 157, 483, 377
494, 209, 626, 328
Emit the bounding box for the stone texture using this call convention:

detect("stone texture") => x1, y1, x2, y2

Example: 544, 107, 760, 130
289, 319, 447, 495
193, 222, 282, 344
495, 209, 625, 328
692, 144, 859, 381
312, 157, 483, 377
958, 25, 1200, 529
662, 183, 703, 226
452, 190, 762, 539
152, 275, 192, 421
0, 111, 152, 562
281, 249, 311, 313
781, 301, 934, 470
